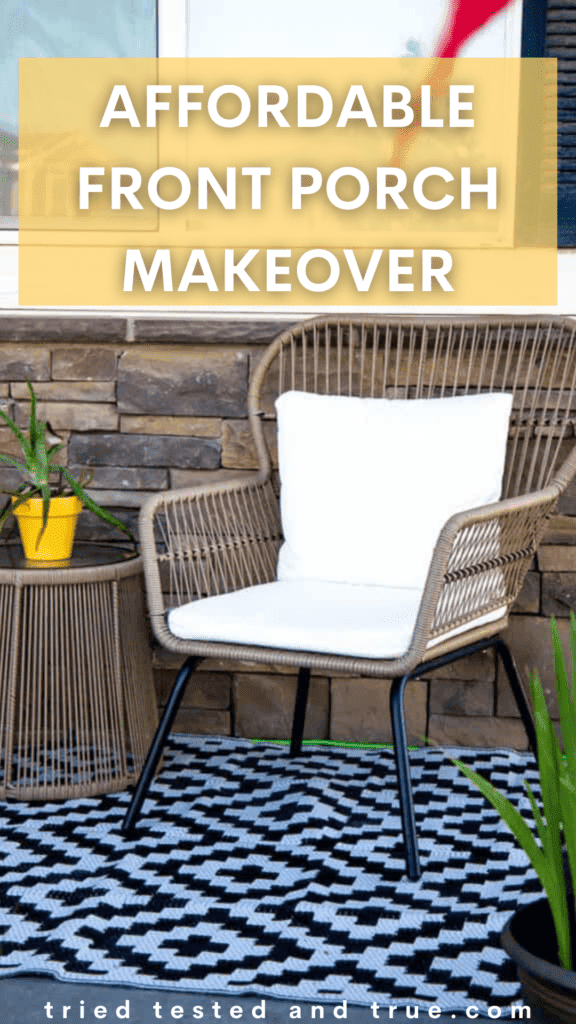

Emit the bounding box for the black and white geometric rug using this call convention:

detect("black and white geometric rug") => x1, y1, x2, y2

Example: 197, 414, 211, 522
0, 738, 543, 1012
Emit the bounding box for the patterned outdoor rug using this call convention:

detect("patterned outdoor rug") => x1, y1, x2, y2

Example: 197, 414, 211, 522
0, 738, 543, 1012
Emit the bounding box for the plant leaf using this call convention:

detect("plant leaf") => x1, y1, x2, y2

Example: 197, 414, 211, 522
0, 487, 37, 529
58, 467, 135, 543
560, 777, 576, 931
77, 468, 94, 488
34, 418, 50, 487
26, 379, 38, 449
0, 454, 28, 472
529, 664, 570, 967
453, 756, 571, 968
46, 443, 64, 462
525, 780, 546, 848
453, 759, 545, 870
553, 616, 576, 780
530, 669, 564, 851
564, 612, 576, 952
0, 406, 32, 461
32, 481, 52, 548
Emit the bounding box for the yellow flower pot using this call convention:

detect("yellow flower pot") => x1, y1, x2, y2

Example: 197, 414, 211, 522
13, 495, 82, 561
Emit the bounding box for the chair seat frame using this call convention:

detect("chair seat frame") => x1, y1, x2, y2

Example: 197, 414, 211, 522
122, 315, 576, 879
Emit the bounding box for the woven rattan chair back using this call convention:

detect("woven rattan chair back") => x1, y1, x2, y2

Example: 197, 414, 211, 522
249, 316, 576, 500
126, 315, 576, 880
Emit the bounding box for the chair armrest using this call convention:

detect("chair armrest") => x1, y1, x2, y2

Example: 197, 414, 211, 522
138, 475, 283, 638
410, 486, 560, 655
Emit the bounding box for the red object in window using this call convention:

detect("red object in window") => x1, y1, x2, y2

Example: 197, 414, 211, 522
434, 0, 515, 57
391, 0, 515, 167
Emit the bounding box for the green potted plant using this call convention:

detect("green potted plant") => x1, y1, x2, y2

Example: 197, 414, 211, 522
0, 380, 133, 560
450, 613, 576, 1020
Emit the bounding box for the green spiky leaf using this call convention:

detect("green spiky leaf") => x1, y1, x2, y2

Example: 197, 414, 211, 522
0, 406, 32, 461
449, 616, 576, 971
46, 443, 64, 461
0, 454, 28, 472
0, 381, 136, 549
525, 780, 547, 848
58, 467, 135, 542
0, 489, 36, 528
27, 379, 39, 449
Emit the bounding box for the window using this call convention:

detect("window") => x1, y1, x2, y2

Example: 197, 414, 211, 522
0, 0, 157, 228
185, 0, 520, 59
2, 0, 571, 311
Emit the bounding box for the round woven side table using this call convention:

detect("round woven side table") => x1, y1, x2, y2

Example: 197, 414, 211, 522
0, 542, 159, 800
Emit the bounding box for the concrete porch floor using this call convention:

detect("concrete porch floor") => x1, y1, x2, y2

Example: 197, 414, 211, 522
0, 977, 477, 1024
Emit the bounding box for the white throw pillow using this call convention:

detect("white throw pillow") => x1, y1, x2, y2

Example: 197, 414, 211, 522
275, 390, 512, 590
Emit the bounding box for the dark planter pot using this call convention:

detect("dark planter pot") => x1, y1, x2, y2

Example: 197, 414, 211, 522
502, 898, 576, 1024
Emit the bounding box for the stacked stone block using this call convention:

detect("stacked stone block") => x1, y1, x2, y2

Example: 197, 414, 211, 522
0, 314, 575, 749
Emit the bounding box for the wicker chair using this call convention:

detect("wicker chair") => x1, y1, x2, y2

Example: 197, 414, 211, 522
122, 315, 576, 880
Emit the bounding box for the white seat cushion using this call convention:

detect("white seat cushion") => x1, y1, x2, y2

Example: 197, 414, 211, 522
167, 580, 505, 660
275, 390, 513, 590
168, 391, 512, 662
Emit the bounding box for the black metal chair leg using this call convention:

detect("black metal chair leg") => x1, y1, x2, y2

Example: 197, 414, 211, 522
290, 667, 311, 757
390, 674, 421, 881
122, 655, 202, 833
495, 638, 537, 753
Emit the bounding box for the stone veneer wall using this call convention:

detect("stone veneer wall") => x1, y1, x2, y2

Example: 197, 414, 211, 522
1, 313, 575, 750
